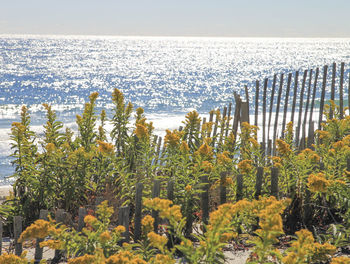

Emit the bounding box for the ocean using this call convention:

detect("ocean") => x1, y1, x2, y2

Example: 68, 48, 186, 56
1, 35, 350, 184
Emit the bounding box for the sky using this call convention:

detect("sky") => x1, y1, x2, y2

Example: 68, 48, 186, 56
1, 0, 350, 37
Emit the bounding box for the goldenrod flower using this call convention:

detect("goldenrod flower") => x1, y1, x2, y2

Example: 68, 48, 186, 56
40, 239, 64, 250
185, 185, 192, 192
307, 173, 330, 193
141, 215, 154, 234
276, 139, 292, 156
114, 225, 126, 234
201, 160, 213, 172
196, 141, 213, 159
331, 256, 350, 264
237, 159, 253, 174
97, 140, 114, 155
99, 231, 112, 243
153, 254, 175, 264
106, 251, 146, 264
135, 123, 148, 139
164, 129, 180, 147
84, 215, 98, 225
19, 219, 54, 242
147, 231, 168, 251
180, 141, 190, 153
217, 151, 232, 165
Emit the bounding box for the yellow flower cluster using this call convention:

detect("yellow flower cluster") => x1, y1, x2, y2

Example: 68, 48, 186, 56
307, 173, 330, 193
283, 229, 336, 264
297, 148, 320, 163
271, 156, 283, 169
252, 196, 290, 243
97, 140, 115, 155
135, 123, 149, 140
201, 160, 214, 172
317, 130, 331, 140
143, 198, 182, 222
201, 121, 214, 135
237, 159, 253, 174
141, 215, 154, 234
180, 141, 190, 153
46, 142, 56, 153
217, 151, 232, 165
185, 184, 192, 192
114, 225, 126, 234
106, 251, 146, 264
164, 129, 181, 147
19, 219, 55, 242
276, 139, 292, 156
40, 239, 64, 250
0, 252, 28, 264
84, 215, 99, 225
153, 254, 175, 264
196, 141, 213, 159
99, 231, 112, 243
331, 256, 350, 264
184, 110, 201, 128
147, 231, 168, 251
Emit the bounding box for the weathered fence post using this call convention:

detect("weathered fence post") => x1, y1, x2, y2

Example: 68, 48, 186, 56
281, 73, 292, 138
255, 80, 260, 128
118, 206, 130, 243
152, 180, 160, 232
201, 175, 209, 225
34, 209, 49, 263
167, 180, 174, 201
339, 62, 344, 119
262, 78, 268, 150
220, 171, 227, 204
271, 167, 279, 199
134, 182, 143, 242
296, 70, 308, 146
255, 167, 264, 200
0, 220, 2, 255
240, 102, 249, 125
318, 65, 328, 130
268, 74, 277, 144
236, 174, 243, 201
330, 62, 336, 119
273, 73, 284, 155
291, 70, 299, 124
78, 207, 87, 232
14, 216, 22, 256
52, 209, 64, 263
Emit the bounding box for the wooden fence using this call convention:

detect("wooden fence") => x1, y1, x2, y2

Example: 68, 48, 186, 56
1, 61, 349, 261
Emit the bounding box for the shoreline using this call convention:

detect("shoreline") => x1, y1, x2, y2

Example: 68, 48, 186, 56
0, 185, 11, 201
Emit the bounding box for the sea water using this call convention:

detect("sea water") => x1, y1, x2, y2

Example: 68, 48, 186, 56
1, 35, 350, 184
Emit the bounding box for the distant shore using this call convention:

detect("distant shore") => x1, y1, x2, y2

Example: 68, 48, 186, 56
0, 185, 10, 202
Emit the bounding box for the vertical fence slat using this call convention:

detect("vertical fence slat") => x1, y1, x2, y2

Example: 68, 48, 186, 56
271, 167, 279, 199
134, 182, 143, 242
53, 209, 65, 262
267, 74, 277, 144
262, 78, 268, 149
232, 94, 241, 138
152, 180, 161, 232
0, 220, 2, 255
255, 167, 264, 200
78, 207, 87, 232
236, 174, 243, 201
201, 175, 209, 225
240, 102, 249, 125
273, 73, 284, 155
309, 68, 319, 131
291, 70, 299, 124
296, 70, 307, 146
14, 216, 23, 256
281, 73, 292, 138
339, 62, 344, 119
118, 206, 130, 243
34, 209, 49, 263
254, 80, 259, 127
220, 171, 227, 204
225, 103, 232, 137
348, 71, 350, 115
318, 65, 328, 130
330, 62, 336, 119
